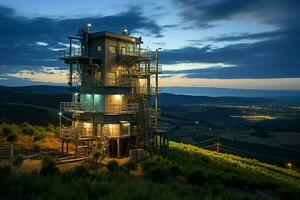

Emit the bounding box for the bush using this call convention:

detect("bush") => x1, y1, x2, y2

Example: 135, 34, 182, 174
33, 132, 46, 142
11, 154, 25, 169
146, 165, 169, 182
33, 142, 41, 152
121, 160, 137, 174
141, 159, 157, 171
0, 165, 11, 177
6, 133, 18, 143
1, 124, 18, 136
40, 156, 59, 176
187, 170, 208, 186
169, 164, 181, 176
72, 164, 90, 177
107, 160, 119, 172
45, 123, 57, 133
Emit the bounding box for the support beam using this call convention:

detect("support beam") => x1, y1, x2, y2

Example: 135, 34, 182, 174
75, 141, 78, 158
61, 140, 64, 156
66, 141, 69, 156
117, 139, 120, 158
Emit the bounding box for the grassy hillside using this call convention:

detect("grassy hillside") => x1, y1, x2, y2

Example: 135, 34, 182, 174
1, 139, 299, 199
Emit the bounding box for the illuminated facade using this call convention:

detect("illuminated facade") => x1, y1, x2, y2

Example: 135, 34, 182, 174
59, 25, 162, 157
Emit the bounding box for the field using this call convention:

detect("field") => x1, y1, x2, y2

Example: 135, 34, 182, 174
162, 104, 300, 167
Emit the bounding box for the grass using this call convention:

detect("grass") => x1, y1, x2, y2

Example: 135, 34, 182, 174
167, 141, 300, 199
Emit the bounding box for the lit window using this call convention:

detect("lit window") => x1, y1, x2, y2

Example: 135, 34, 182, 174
97, 45, 101, 52
109, 46, 116, 53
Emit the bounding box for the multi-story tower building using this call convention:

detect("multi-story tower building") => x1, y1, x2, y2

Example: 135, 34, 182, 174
59, 25, 162, 158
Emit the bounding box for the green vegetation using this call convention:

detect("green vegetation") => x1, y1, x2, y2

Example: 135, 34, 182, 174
40, 156, 59, 176
168, 141, 300, 199
106, 160, 119, 172
11, 154, 25, 170
0, 123, 57, 139
0, 132, 299, 199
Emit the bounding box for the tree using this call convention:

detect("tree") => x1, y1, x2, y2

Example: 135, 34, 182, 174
6, 133, 18, 158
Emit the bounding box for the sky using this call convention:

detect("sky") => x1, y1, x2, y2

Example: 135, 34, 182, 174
0, 0, 299, 90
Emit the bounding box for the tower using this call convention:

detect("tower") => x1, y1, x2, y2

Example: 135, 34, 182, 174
59, 25, 162, 158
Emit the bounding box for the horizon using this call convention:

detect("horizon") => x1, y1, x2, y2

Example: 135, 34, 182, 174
0, 0, 299, 90
2, 84, 300, 98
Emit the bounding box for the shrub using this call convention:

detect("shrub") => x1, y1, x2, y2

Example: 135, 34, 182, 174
46, 123, 57, 133
33, 132, 46, 142
6, 133, 18, 143
11, 154, 25, 169
107, 160, 119, 172
72, 164, 90, 177
33, 142, 41, 152
141, 159, 157, 171
40, 156, 59, 176
91, 151, 102, 163
121, 160, 137, 174
146, 165, 169, 182
1, 124, 18, 136
187, 170, 208, 186
169, 164, 181, 176
0, 165, 11, 177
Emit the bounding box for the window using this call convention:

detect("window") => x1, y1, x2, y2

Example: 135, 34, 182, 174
109, 46, 116, 53
121, 46, 126, 54
97, 45, 101, 52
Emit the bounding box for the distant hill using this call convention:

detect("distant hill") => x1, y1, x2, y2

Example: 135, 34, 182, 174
164, 86, 300, 98
158, 93, 272, 105
18, 85, 71, 94
1, 85, 299, 107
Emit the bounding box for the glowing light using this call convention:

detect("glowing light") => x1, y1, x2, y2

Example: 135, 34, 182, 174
114, 94, 123, 102
59, 112, 62, 116
87, 23, 92, 27
108, 124, 113, 132
74, 92, 79, 96
287, 162, 292, 169
84, 122, 92, 129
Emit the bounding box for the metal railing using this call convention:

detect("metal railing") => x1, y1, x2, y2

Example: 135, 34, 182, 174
59, 48, 82, 59
60, 102, 139, 114
150, 87, 162, 95
121, 48, 151, 59
128, 64, 162, 76
60, 102, 94, 113
131, 86, 149, 95
104, 103, 139, 114
67, 73, 81, 86
61, 126, 93, 138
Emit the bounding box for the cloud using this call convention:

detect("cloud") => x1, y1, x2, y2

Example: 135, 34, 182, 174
0, 4, 163, 67
160, 27, 300, 79
158, 0, 300, 79
36, 41, 48, 46
173, 0, 300, 29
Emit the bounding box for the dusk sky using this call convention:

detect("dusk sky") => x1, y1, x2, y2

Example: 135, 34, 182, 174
0, 0, 299, 90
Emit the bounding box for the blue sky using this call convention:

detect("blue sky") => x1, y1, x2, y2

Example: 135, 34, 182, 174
0, 0, 299, 90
